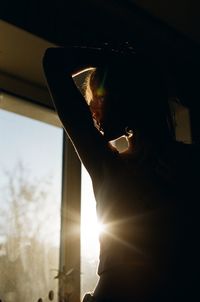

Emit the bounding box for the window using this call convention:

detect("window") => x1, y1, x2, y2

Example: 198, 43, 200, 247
0, 93, 63, 302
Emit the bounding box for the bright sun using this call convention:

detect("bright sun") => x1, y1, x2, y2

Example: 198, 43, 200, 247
81, 166, 101, 259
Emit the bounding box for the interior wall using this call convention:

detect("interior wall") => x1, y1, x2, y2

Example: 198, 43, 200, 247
0, 20, 55, 108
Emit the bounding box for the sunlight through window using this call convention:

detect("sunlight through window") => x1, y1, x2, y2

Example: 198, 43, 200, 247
81, 166, 100, 299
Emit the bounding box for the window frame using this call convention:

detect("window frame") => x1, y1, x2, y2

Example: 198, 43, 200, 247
60, 134, 81, 302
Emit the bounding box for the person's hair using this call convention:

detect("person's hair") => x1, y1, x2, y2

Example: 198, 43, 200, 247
83, 54, 174, 139
83, 68, 96, 105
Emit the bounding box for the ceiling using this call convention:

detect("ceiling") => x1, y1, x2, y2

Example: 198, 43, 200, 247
0, 0, 200, 109
1, 0, 200, 45
133, 0, 200, 44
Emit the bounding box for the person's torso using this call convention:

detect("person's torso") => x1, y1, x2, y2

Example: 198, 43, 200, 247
93, 141, 199, 282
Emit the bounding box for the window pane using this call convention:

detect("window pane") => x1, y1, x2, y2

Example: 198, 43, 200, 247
81, 166, 99, 299
0, 108, 63, 302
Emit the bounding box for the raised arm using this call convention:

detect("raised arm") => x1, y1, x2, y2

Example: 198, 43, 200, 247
42, 47, 115, 182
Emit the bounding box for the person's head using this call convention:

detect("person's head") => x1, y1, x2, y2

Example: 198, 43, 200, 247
84, 54, 173, 142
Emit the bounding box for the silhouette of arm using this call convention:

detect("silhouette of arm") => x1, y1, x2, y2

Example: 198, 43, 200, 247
43, 47, 116, 182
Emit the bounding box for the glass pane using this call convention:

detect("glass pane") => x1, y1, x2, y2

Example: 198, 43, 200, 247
0, 108, 63, 302
81, 166, 99, 299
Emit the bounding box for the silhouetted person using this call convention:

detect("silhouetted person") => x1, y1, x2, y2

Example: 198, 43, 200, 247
43, 46, 200, 302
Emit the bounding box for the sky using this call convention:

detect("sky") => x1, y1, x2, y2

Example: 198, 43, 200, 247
0, 108, 63, 185
0, 108, 63, 245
